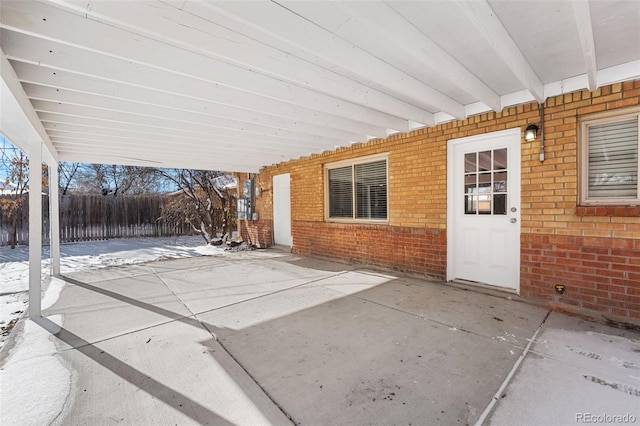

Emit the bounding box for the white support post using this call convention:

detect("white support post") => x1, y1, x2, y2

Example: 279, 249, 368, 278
28, 141, 43, 317
49, 162, 61, 276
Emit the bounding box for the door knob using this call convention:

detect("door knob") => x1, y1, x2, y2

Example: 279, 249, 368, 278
510, 218, 517, 223
511, 207, 517, 212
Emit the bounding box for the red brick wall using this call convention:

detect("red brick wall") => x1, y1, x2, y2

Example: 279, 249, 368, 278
522, 235, 640, 322
293, 221, 446, 277
240, 218, 272, 248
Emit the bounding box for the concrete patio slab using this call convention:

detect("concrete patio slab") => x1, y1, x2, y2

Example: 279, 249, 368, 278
487, 313, 640, 426
213, 292, 523, 425
46, 317, 289, 425
350, 276, 546, 348
2, 248, 638, 426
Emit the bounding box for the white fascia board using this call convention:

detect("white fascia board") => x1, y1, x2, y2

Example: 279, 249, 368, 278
597, 60, 640, 87
501, 90, 537, 109
543, 75, 589, 99
465, 102, 492, 118
201, 1, 458, 120
572, 1, 598, 92
333, 1, 501, 112
1, 2, 412, 132
454, 0, 545, 103
48, 0, 432, 128
543, 61, 640, 99
24, 83, 368, 142
0, 49, 59, 161
13, 62, 388, 139
434, 112, 456, 125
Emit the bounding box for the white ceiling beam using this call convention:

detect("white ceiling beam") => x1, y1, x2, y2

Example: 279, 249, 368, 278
454, 0, 545, 103
39, 115, 344, 154
56, 151, 264, 173
23, 83, 367, 142
31, 99, 348, 148
1, 1, 412, 132
3, 34, 405, 137
45, 0, 431, 129
337, 1, 501, 112
572, 0, 598, 92
200, 1, 462, 120
0, 47, 58, 161
47, 133, 323, 159
50, 140, 309, 166
13, 61, 388, 139
42, 123, 325, 152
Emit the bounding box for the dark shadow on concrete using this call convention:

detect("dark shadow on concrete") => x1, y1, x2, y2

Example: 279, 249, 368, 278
32, 316, 233, 425
61, 276, 204, 333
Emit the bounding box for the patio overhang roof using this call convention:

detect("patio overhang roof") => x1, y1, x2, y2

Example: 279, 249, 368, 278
1, 0, 639, 173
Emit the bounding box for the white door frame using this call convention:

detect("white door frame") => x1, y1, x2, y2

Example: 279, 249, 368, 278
446, 128, 521, 293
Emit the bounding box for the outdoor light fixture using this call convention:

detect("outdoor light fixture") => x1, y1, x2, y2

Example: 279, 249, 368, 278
524, 124, 539, 141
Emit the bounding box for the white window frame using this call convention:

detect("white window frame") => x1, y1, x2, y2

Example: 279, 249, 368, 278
324, 153, 389, 223
579, 106, 640, 205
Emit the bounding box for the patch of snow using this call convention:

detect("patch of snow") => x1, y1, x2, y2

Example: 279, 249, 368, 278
42, 277, 66, 311
0, 236, 225, 351
0, 315, 71, 426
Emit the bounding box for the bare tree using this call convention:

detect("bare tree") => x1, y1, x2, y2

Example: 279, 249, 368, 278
159, 169, 236, 245
58, 162, 81, 195
75, 164, 163, 196
0, 150, 48, 248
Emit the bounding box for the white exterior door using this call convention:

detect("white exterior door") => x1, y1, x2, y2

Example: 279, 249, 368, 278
273, 173, 293, 246
447, 129, 521, 291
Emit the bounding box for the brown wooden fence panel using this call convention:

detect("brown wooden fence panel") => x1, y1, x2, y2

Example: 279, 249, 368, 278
0, 194, 193, 247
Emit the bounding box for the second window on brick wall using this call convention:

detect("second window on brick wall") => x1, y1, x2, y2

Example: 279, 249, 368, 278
580, 107, 640, 205
325, 154, 388, 221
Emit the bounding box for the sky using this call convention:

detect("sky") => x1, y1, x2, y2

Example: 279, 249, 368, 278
0, 134, 20, 182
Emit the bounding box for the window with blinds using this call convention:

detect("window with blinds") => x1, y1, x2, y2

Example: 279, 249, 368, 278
582, 111, 639, 204
326, 156, 388, 221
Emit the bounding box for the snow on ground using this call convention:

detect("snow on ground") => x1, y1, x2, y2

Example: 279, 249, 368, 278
0, 236, 225, 349
1, 314, 71, 426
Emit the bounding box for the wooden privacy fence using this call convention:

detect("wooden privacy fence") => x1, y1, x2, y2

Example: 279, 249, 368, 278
0, 194, 194, 247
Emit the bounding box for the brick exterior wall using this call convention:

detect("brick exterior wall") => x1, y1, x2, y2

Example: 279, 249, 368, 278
247, 80, 640, 324
293, 221, 446, 277
239, 218, 272, 248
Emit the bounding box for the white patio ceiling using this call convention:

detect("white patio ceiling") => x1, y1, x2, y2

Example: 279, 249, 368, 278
1, 1, 639, 173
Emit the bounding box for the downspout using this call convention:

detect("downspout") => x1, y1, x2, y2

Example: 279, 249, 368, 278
539, 102, 545, 163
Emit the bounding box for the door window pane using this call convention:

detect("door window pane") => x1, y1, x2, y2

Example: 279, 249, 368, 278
465, 153, 476, 173
494, 172, 507, 193
463, 148, 508, 215
478, 151, 492, 172
493, 194, 507, 215
493, 148, 507, 170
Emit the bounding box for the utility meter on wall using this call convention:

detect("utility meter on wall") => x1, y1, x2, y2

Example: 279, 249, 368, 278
237, 178, 255, 220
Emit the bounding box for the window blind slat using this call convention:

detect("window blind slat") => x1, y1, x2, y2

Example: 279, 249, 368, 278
355, 160, 387, 219
328, 166, 353, 218
588, 118, 638, 199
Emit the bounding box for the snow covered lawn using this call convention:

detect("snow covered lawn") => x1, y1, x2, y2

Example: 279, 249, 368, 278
0, 236, 225, 349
